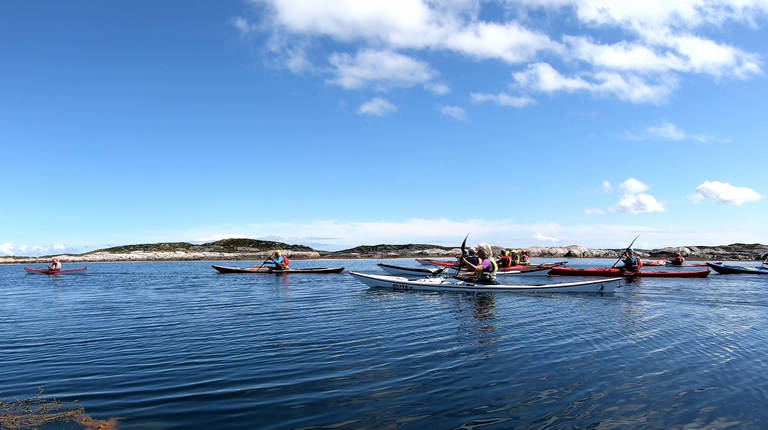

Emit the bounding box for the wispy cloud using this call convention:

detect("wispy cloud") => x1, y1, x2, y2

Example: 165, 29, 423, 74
627, 121, 728, 143
513, 63, 677, 104
470, 92, 535, 107
439, 105, 467, 121
689, 180, 762, 205
358, 97, 397, 116
328, 49, 436, 90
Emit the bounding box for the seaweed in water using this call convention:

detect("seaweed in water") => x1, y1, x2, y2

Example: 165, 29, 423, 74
0, 391, 119, 430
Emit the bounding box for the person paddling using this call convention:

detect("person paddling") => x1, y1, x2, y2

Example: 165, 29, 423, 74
670, 250, 685, 266
620, 250, 643, 272
509, 249, 521, 266
520, 249, 530, 265
267, 250, 290, 271
496, 250, 512, 269
460, 243, 498, 285
48, 257, 62, 272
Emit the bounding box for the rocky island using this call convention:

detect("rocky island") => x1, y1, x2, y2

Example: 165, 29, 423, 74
1, 238, 767, 264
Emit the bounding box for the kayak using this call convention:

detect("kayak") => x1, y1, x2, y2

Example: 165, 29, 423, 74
212, 265, 344, 274
706, 262, 768, 275
25, 267, 88, 275
665, 262, 709, 267
380, 263, 549, 278
641, 259, 666, 266
415, 258, 459, 267
378, 263, 445, 277
350, 272, 622, 293
416, 258, 567, 272
547, 267, 710, 278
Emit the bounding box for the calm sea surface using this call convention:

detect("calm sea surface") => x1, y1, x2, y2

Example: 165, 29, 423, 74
2, 258, 767, 429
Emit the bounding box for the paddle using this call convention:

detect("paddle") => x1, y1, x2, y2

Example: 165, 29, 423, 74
251, 253, 274, 271
611, 235, 640, 269
454, 234, 469, 279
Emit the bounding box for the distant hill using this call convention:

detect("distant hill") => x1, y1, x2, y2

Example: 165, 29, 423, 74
85, 238, 317, 255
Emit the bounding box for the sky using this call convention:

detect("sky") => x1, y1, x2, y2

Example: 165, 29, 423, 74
1, 0, 767, 256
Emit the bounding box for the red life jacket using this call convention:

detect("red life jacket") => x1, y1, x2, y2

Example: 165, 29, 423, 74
281, 255, 290, 269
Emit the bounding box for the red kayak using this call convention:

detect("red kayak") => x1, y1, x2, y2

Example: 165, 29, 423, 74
25, 267, 88, 275
548, 267, 710, 278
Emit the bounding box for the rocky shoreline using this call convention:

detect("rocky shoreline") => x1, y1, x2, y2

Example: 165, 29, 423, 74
2, 238, 767, 264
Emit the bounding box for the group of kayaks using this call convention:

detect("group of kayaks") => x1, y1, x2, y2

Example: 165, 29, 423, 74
356, 260, 622, 294
22, 257, 767, 297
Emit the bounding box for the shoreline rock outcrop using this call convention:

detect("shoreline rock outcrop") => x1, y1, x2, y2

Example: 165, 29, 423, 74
2, 238, 766, 264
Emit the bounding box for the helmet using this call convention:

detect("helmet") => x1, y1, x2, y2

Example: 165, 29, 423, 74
275, 250, 282, 256
52, 257, 59, 262
511, 249, 519, 254
521, 249, 527, 254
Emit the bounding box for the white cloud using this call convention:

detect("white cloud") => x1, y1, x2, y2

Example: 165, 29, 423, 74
589, 178, 665, 214
620, 178, 649, 194
585, 208, 607, 216
0, 243, 13, 255
439, 105, 467, 121
535, 233, 559, 242
512, 63, 677, 104
328, 49, 436, 90
602, 181, 612, 193
246, 0, 765, 105
689, 180, 762, 205
616, 193, 665, 213
470, 92, 535, 107
358, 97, 397, 116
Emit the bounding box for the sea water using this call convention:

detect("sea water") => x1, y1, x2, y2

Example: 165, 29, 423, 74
1, 258, 767, 429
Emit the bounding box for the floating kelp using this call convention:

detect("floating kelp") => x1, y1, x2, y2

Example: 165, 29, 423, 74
0, 391, 119, 430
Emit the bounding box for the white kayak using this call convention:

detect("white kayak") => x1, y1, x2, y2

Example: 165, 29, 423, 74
350, 272, 622, 293
377, 263, 445, 277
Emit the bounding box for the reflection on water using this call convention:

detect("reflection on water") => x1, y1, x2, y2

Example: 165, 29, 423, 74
1, 258, 768, 429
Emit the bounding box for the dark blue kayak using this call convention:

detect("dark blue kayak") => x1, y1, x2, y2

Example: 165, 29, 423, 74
706, 262, 768, 274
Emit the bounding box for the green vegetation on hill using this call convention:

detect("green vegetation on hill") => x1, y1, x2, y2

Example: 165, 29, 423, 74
85, 238, 317, 255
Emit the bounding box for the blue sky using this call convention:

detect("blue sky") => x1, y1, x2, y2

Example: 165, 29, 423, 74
2, 0, 767, 256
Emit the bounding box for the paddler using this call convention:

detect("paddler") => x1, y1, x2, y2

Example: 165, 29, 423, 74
620, 250, 643, 272
460, 243, 498, 285
509, 249, 521, 266
670, 250, 685, 266
497, 250, 512, 269
48, 257, 62, 272
520, 249, 530, 265
465, 248, 481, 266
266, 250, 290, 270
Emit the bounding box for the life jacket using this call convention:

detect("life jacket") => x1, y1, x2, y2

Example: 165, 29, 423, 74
477, 258, 498, 284
280, 255, 290, 269
510, 253, 520, 266
520, 254, 530, 265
